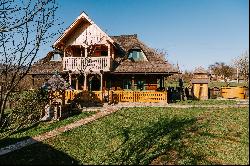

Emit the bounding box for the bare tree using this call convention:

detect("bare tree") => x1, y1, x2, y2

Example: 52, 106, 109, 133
154, 48, 168, 62
208, 62, 234, 82
233, 50, 249, 82
0, 0, 59, 127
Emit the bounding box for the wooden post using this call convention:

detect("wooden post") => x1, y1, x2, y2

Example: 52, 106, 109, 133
84, 73, 87, 90
100, 73, 103, 102
69, 73, 72, 86
100, 73, 103, 91
132, 76, 135, 90
85, 47, 87, 57
76, 76, 79, 90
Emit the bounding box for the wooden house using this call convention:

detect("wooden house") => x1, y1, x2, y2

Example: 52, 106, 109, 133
27, 12, 178, 102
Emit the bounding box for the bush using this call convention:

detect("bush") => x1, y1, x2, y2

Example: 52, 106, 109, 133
6, 89, 49, 132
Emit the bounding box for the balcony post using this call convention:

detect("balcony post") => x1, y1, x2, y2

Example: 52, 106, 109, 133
85, 47, 87, 57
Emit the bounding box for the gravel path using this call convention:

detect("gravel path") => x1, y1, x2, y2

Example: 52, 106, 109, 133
0, 106, 118, 156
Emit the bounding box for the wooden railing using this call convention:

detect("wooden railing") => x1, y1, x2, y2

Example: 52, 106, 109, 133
65, 90, 103, 101
112, 91, 167, 103
64, 90, 167, 103
63, 57, 111, 72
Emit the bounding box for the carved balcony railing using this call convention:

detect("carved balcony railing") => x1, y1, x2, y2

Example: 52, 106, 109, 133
63, 57, 111, 72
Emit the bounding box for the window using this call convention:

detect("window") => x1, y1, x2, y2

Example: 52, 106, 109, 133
101, 51, 108, 56
136, 80, 145, 90
123, 79, 132, 89
128, 49, 146, 61
106, 80, 111, 89
50, 54, 62, 61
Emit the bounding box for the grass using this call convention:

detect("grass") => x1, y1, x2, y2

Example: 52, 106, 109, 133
172, 99, 238, 105
0, 107, 248, 165
0, 111, 95, 148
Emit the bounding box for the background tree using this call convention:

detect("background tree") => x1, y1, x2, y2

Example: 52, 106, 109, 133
208, 62, 234, 82
233, 50, 249, 82
0, 0, 60, 128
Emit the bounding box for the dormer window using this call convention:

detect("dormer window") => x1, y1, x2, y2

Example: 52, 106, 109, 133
50, 53, 62, 61
128, 48, 147, 61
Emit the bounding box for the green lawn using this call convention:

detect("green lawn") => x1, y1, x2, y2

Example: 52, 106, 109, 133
0, 111, 95, 148
172, 99, 238, 105
0, 107, 248, 165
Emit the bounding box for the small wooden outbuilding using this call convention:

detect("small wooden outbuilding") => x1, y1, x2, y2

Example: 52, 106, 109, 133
191, 67, 210, 100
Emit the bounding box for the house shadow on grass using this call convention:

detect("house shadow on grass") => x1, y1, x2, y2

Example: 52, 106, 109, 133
0, 137, 79, 165
103, 116, 218, 165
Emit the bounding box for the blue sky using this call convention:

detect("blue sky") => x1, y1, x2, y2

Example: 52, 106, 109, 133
38, 0, 249, 71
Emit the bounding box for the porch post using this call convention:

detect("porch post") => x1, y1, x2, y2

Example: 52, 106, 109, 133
76, 76, 79, 90
163, 76, 166, 89
100, 73, 103, 91
69, 73, 72, 86
131, 76, 135, 90
84, 73, 87, 90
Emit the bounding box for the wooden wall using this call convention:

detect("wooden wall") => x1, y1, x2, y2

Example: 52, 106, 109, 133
105, 74, 161, 91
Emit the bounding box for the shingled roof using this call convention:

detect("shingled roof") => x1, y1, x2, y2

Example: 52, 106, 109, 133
111, 34, 178, 73
29, 50, 64, 75
30, 35, 178, 74
193, 66, 208, 74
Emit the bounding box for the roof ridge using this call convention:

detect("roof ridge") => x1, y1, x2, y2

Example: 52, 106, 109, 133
111, 34, 137, 38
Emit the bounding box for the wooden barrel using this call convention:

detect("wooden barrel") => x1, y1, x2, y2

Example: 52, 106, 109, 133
221, 87, 247, 99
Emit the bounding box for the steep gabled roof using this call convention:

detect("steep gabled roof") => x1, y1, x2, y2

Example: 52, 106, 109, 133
111, 35, 178, 73
53, 11, 115, 49
193, 66, 208, 74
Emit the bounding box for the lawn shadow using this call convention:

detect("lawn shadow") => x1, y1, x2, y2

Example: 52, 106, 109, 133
104, 116, 218, 165
0, 137, 79, 165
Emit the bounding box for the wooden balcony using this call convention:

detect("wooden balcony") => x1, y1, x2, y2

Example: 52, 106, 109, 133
63, 57, 111, 72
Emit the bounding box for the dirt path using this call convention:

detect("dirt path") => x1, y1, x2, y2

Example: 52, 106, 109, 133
0, 106, 118, 156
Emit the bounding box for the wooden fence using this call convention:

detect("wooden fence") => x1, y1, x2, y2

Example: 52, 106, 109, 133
65, 90, 103, 101
65, 90, 167, 103
112, 91, 167, 103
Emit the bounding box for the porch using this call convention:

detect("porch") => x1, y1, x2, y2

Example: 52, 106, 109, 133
65, 90, 167, 104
